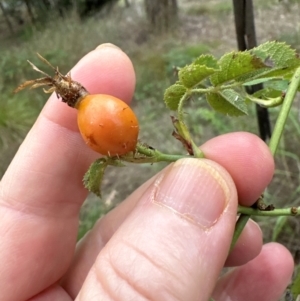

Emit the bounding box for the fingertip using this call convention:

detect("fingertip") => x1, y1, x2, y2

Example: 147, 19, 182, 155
214, 243, 293, 301
225, 219, 263, 266
70, 44, 136, 103
261, 242, 294, 282
201, 132, 275, 205
244, 242, 294, 298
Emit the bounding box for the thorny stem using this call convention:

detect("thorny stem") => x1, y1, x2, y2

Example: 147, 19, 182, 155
230, 67, 300, 252
127, 144, 300, 218
176, 92, 204, 158
191, 81, 243, 94
122, 143, 201, 163
238, 205, 299, 216
269, 66, 300, 155
131, 143, 190, 163
177, 92, 191, 123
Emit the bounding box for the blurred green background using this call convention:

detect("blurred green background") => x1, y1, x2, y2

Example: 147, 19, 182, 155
0, 0, 300, 261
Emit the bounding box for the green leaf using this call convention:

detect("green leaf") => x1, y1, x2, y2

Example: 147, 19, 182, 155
210, 51, 268, 86
234, 67, 273, 83
193, 54, 219, 69
213, 44, 297, 85
83, 158, 108, 197
248, 41, 300, 79
179, 64, 217, 88
243, 77, 280, 86
251, 41, 300, 68
263, 79, 290, 91
243, 77, 292, 92
178, 54, 219, 89
206, 89, 248, 116
244, 77, 290, 91
291, 268, 300, 298
164, 83, 187, 110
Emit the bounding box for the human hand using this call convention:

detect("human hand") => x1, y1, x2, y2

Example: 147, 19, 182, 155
0, 44, 293, 301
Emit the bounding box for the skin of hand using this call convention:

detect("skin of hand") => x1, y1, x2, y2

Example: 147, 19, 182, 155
0, 44, 294, 301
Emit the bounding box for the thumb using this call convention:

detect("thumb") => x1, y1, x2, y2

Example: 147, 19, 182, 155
77, 158, 237, 301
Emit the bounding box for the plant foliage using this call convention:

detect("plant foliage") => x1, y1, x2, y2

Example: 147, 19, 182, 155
164, 41, 300, 116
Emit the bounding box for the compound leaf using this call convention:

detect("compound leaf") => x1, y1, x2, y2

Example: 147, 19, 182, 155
164, 83, 187, 110
206, 89, 248, 116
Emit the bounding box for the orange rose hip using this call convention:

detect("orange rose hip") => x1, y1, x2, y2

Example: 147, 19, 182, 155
76, 94, 139, 156
14, 54, 139, 156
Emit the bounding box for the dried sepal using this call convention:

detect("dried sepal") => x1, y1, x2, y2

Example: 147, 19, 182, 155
14, 53, 89, 108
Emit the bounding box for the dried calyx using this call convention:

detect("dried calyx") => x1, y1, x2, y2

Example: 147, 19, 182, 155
14, 53, 88, 108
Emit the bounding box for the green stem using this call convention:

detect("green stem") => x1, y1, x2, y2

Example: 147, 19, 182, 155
230, 67, 300, 252
238, 205, 299, 216
247, 94, 284, 108
191, 141, 205, 158
191, 81, 242, 94
177, 92, 191, 123
230, 214, 250, 252
269, 66, 300, 155
134, 143, 189, 163
176, 93, 205, 158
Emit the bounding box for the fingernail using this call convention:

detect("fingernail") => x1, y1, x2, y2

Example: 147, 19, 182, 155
96, 43, 122, 50
153, 158, 231, 228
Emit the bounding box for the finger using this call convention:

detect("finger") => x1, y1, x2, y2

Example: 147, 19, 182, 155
225, 219, 262, 266
61, 173, 159, 297
0, 44, 135, 301
201, 132, 274, 206
77, 158, 238, 301
62, 132, 273, 296
201, 132, 273, 266
62, 183, 263, 289
213, 243, 294, 301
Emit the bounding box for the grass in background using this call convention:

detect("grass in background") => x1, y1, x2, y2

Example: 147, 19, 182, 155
183, 0, 233, 16
1, 1, 300, 257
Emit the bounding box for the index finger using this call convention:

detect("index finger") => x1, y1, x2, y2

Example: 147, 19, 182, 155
0, 44, 135, 301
